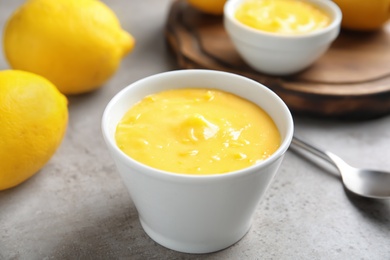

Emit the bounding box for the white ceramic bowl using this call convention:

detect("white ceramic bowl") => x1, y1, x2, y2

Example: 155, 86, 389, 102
101, 69, 294, 253
224, 0, 342, 75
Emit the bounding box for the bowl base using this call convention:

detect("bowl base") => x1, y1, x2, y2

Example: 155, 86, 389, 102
139, 217, 252, 254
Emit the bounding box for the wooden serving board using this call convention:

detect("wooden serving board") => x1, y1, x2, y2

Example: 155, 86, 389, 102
165, 0, 390, 119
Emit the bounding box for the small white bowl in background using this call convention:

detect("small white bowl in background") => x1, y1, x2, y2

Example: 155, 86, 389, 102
224, 0, 342, 75
102, 69, 293, 253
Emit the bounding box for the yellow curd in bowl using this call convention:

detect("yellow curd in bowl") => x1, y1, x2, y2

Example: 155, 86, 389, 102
235, 0, 331, 34
115, 88, 280, 175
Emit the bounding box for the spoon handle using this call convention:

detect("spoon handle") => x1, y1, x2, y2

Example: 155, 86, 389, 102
290, 136, 335, 166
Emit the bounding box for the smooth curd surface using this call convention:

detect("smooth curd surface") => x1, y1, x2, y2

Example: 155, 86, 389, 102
115, 88, 280, 175
235, 0, 331, 34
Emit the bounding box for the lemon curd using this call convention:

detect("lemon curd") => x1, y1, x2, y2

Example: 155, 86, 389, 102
235, 0, 331, 34
115, 88, 281, 175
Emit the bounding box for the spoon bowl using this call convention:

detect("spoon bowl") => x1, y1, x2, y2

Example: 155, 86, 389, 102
290, 136, 390, 199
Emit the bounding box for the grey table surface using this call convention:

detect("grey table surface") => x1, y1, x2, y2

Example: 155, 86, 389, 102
1, 1, 390, 259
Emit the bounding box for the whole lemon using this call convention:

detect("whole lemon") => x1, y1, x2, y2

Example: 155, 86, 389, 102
333, 0, 390, 31
3, 0, 135, 95
187, 0, 227, 15
0, 70, 68, 190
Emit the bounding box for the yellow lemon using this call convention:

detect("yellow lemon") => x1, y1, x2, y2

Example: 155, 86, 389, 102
3, 0, 135, 95
333, 0, 390, 31
0, 70, 68, 190
187, 0, 227, 15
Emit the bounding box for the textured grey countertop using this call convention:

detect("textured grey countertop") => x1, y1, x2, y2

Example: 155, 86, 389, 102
1, 1, 390, 259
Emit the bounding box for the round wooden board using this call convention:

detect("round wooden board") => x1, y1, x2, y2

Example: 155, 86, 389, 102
165, 0, 390, 119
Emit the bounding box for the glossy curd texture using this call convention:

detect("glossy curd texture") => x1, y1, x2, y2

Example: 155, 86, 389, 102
235, 0, 331, 34
115, 88, 280, 175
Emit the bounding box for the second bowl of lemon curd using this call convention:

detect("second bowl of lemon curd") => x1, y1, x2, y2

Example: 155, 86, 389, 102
102, 70, 294, 253
224, 0, 342, 75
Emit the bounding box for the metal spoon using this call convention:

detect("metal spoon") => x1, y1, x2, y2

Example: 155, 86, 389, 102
290, 136, 390, 199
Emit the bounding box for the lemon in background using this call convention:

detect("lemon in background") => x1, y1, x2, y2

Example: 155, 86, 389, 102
333, 0, 390, 31
0, 70, 68, 190
3, 0, 135, 95
187, 0, 227, 15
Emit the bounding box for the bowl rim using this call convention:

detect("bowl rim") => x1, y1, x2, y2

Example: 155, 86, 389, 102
224, 0, 342, 40
101, 69, 294, 182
